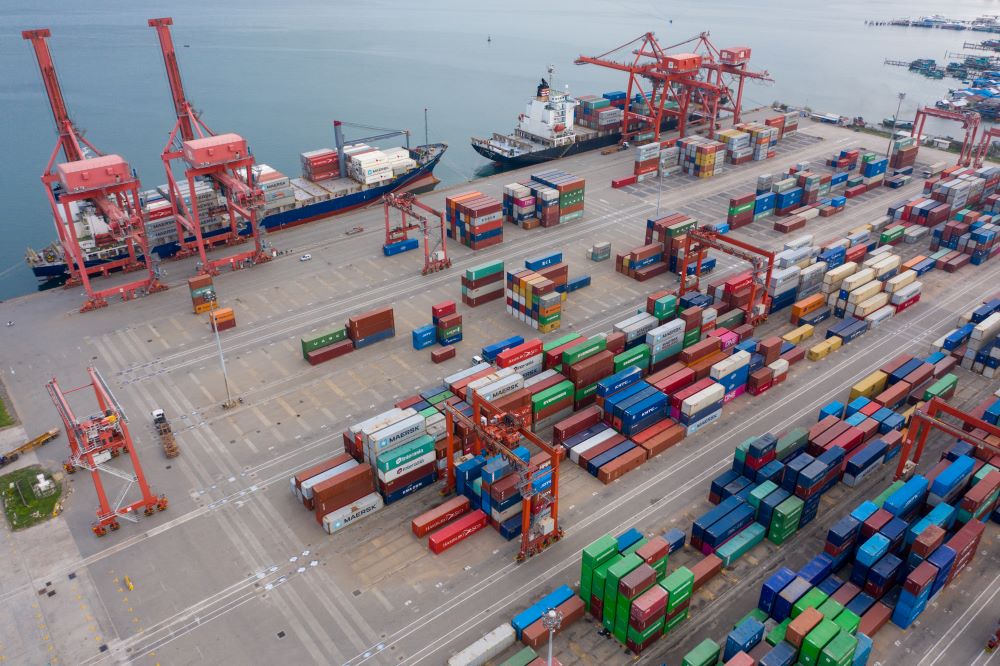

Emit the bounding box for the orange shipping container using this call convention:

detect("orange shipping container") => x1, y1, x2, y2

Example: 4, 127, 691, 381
790, 294, 825, 325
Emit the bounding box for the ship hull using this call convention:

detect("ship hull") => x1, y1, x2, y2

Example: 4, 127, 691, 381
31, 147, 444, 280
472, 131, 621, 168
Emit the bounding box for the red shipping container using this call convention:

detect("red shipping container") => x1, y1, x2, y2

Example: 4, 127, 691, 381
306, 340, 354, 365
431, 301, 456, 319
432, 346, 456, 364
496, 339, 543, 368
552, 405, 602, 444
412, 496, 471, 537
428, 509, 488, 554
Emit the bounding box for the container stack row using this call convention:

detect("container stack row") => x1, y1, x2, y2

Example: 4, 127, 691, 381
502, 171, 586, 229
300, 306, 395, 365
675, 136, 725, 178
934, 296, 1000, 378
462, 260, 505, 307
446, 192, 504, 250
412, 300, 463, 350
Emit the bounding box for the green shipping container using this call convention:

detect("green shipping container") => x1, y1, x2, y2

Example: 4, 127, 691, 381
667, 219, 698, 237
562, 336, 607, 365
590, 555, 623, 609
539, 311, 562, 326
715, 307, 745, 329
301, 326, 348, 356
664, 607, 689, 632
627, 617, 664, 645
923, 373, 958, 401
777, 428, 809, 460
543, 332, 581, 352
575, 383, 599, 402
817, 631, 857, 666
652, 345, 682, 364
716, 522, 765, 567
614, 345, 650, 373
681, 638, 721, 666
438, 324, 462, 339
419, 406, 439, 419
873, 480, 904, 508
466, 260, 504, 281
654, 295, 678, 319
800, 619, 841, 666
661, 566, 695, 612
833, 608, 861, 635
532, 380, 574, 413
766, 618, 791, 646
604, 554, 643, 632
375, 435, 435, 474
581, 535, 619, 609
817, 598, 845, 622
499, 646, 538, 666
792, 588, 830, 619
683, 329, 701, 347
749, 481, 779, 510
879, 226, 905, 244
972, 463, 998, 485
427, 390, 453, 405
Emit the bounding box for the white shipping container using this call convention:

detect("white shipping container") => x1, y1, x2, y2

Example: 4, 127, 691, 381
784, 235, 814, 251
445, 363, 493, 386
368, 413, 426, 454
885, 270, 917, 294
865, 305, 895, 329
890, 281, 922, 305
475, 374, 525, 403
447, 624, 517, 666
570, 429, 617, 464
841, 268, 876, 293
322, 493, 384, 534
871, 255, 902, 278
466, 368, 518, 395
855, 292, 891, 318
525, 369, 559, 388
351, 408, 406, 439
682, 383, 726, 416
509, 355, 543, 378
767, 358, 789, 376
847, 281, 883, 305
710, 350, 750, 379
425, 412, 447, 438
972, 312, 1000, 341
823, 262, 858, 286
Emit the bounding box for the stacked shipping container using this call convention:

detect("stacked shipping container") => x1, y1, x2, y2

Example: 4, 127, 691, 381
446, 192, 504, 250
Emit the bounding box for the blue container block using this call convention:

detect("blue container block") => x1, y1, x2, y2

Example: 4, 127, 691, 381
880, 413, 905, 434
693, 496, 746, 543
846, 592, 876, 617
820, 401, 846, 421
663, 527, 686, 554
703, 503, 756, 548
749, 433, 778, 458
525, 252, 563, 271
853, 633, 873, 666
383, 238, 420, 256
756, 460, 785, 486
798, 553, 834, 585
800, 308, 832, 326
782, 453, 815, 492
856, 534, 891, 568
384, 471, 437, 504
884, 475, 929, 519
930, 455, 975, 500
761, 642, 798, 666
851, 501, 879, 523
588, 440, 637, 476
869, 553, 903, 590
353, 328, 395, 349
880, 517, 908, 552
772, 576, 811, 622
757, 488, 791, 528
827, 515, 862, 548
845, 412, 867, 427
616, 527, 643, 553
927, 545, 956, 597
481, 336, 524, 361
818, 574, 844, 597
712, 469, 744, 500
846, 397, 871, 417
724, 618, 765, 661
758, 567, 797, 615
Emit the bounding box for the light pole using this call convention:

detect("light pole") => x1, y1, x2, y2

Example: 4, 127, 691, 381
213, 322, 235, 408
887, 92, 906, 158
541, 608, 562, 666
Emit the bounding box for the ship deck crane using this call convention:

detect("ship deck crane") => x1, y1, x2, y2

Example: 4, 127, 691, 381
46, 367, 167, 536
441, 392, 563, 562
382, 192, 450, 274
23, 29, 166, 312
678, 229, 775, 327
148, 17, 272, 277
333, 120, 413, 179
911, 106, 981, 167
894, 397, 1000, 481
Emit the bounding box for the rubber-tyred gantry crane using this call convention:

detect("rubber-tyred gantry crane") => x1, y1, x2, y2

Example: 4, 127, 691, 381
47, 368, 167, 536
576, 31, 771, 143
148, 17, 272, 277
911, 106, 981, 167
23, 29, 166, 312
382, 192, 451, 275
441, 392, 563, 562
973, 126, 1000, 168
895, 397, 1000, 481
679, 229, 775, 327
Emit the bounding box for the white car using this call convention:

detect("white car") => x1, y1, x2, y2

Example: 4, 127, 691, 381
299, 254, 312, 262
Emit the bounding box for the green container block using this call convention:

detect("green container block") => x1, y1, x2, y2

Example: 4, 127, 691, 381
627, 618, 665, 646
800, 619, 841, 666
603, 554, 642, 632
543, 332, 581, 352
792, 588, 830, 619
419, 406, 439, 419
735, 437, 754, 462
664, 607, 689, 633
735, 608, 769, 629
717, 523, 766, 567
562, 336, 607, 365
667, 219, 698, 237
767, 618, 791, 646
817, 599, 845, 622
768, 523, 797, 546
574, 382, 598, 402
301, 326, 348, 356
581, 535, 619, 609
614, 345, 650, 373
661, 566, 695, 612
539, 312, 562, 326
750, 481, 779, 510
652, 345, 682, 364
653, 557, 668, 581
874, 480, 904, 508
466, 260, 504, 281
682, 329, 701, 346
376, 435, 435, 474
654, 295, 678, 319
622, 536, 649, 558
681, 638, 721, 666
716, 307, 746, 329
833, 608, 861, 635
499, 646, 538, 666
427, 390, 454, 405
923, 373, 958, 401
776, 428, 809, 460
590, 555, 622, 610
818, 631, 857, 666
532, 380, 575, 413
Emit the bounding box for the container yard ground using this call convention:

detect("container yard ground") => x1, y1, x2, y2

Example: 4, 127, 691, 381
0, 118, 998, 666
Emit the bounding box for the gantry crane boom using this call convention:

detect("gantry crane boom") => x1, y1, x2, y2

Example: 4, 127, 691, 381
148, 17, 272, 276
911, 106, 981, 168
22, 28, 165, 312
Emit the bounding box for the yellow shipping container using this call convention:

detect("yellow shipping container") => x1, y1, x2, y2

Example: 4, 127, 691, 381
849, 371, 889, 400
827, 335, 843, 352
807, 342, 829, 361
782, 324, 815, 344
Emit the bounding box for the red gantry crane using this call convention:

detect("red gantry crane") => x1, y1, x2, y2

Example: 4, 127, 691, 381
441, 392, 562, 562
973, 125, 1000, 168
911, 106, 981, 167
894, 397, 1000, 481
576, 31, 771, 144
382, 192, 451, 275
148, 17, 272, 276
47, 367, 167, 536
678, 229, 776, 327
23, 29, 166, 312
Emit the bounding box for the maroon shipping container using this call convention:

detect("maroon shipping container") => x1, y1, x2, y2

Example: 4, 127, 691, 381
861, 508, 893, 539
521, 596, 584, 648
461, 272, 504, 289
412, 496, 471, 537
598, 446, 647, 484
313, 466, 375, 523
605, 332, 626, 354
619, 562, 657, 599
295, 452, 354, 499
428, 509, 488, 554
912, 524, 946, 558
579, 434, 626, 469
348, 306, 395, 339
630, 584, 668, 627
432, 346, 456, 364
858, 602, 892, 636
553, 405, 602, 445
436, 313, 462, 329
396, 395, 423, 410
691, 553, 723, 591
490, 474, 521, 503
679, 338, 722, 365
568, 350, 615, 388
636, 423, 685, 458
647, 362, 688, 386
307, 339, 354, 365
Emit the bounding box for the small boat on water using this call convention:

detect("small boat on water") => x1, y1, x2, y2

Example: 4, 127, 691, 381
882, 117, 914, 130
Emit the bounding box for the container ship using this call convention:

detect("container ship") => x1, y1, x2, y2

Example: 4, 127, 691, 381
471, 75, 677, 169
25, 141, 446, 281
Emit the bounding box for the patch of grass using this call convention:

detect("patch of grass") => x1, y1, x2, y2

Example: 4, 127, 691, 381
1, 465, 62, 530
0, 397, 13, 428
